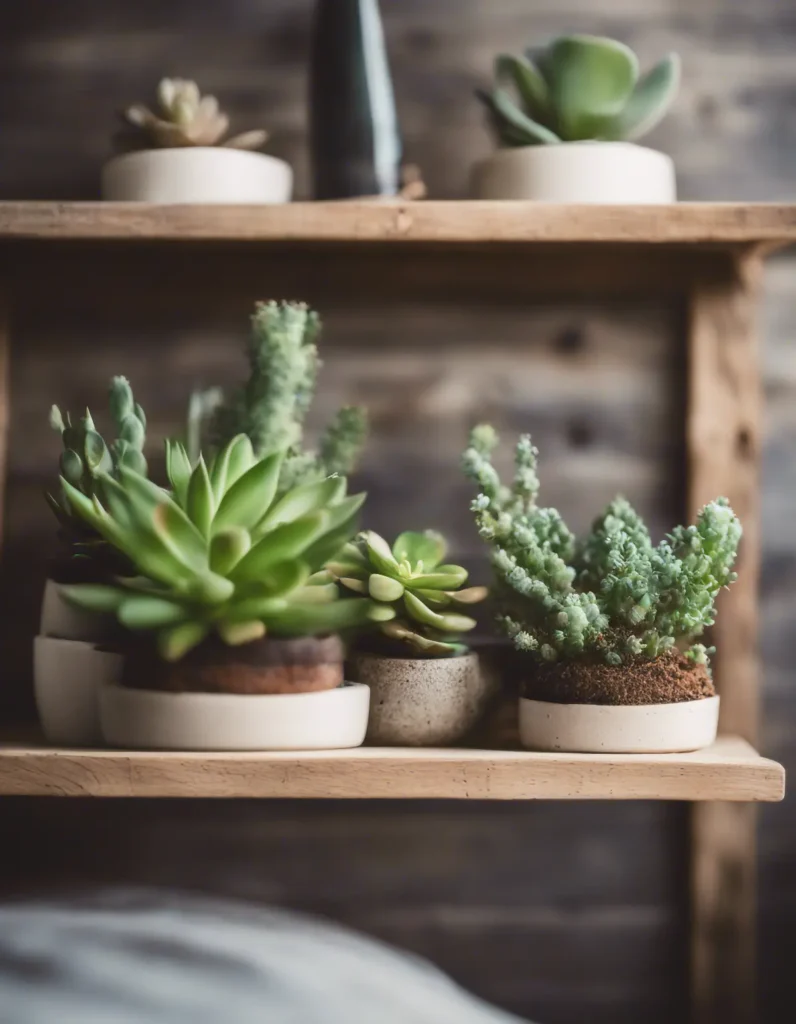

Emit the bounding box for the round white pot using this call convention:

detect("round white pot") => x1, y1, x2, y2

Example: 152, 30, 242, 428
471, 142, 676, 204
352, 651, 492, 746
34, 635, 123, 746
519, 695, 720, 753
40, 578, 112, 643
102, 148, 293, 204
99, 682, 370, 751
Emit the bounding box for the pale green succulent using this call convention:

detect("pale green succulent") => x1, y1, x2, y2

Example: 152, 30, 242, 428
47, 376, 148, 571
332, 530, 487, 657
59, 434, 389, 660
122, 78, 268, 151
212, 301, 368, 495
462, 425, 740, 668
477, 35, 680, 146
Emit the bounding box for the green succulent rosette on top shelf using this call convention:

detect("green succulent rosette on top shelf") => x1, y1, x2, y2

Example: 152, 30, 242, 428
59, 434, 389, 661
331, 530, 487, 657
477, 35, 680, 146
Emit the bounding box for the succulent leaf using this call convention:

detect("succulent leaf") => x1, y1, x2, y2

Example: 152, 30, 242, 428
369, 574, 405, 602
118, 595, 187, 630
212, 448, 283, 533
158, 621, 209, 661
603, 53, 680, 141
391, 530, 446, 569
186, 456, 215, 538
217, 620, 267, 646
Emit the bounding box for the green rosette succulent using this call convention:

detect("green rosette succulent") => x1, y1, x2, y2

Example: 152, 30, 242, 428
477, 35, 679, 146
462, 425, 740, 668
47, 376, 148, 572
59, 434, 389, 661
331, 530, 487, 657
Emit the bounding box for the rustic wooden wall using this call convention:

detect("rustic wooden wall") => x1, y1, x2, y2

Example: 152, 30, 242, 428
0, 2, 793, 1023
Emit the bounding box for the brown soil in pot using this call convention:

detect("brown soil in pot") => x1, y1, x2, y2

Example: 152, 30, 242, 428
526, 649, 715, 706
123, 634, 344, 695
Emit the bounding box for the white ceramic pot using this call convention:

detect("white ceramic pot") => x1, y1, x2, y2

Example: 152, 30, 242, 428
34, 635, 123, 746
519, 695, 720, 753
99, 682, 370, 751
471, 142, 676, 203
102, 148, 293, 204
352, 651, 493, 746
40, 578, 112, 643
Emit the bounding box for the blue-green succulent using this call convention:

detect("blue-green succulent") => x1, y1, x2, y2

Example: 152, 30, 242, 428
478, 35, 679, 146
462, 425, 740, 668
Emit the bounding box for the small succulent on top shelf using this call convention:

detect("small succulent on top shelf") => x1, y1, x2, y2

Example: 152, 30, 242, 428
211, 301, 368, 495
117, 78, 268, 152
59, 433, 386, 661
462, 424, 740, 672
477, 35, 679, 146
47, 376, 148, 574
332, 530, 487, 657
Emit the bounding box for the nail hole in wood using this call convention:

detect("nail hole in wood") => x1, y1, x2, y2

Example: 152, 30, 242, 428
568, 420, 593, 449
554, 326, 586, 355
736, 427, 753, 459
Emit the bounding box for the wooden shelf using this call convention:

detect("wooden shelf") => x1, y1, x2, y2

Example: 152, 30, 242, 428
0, 735, 784, 801
0, 201, 795, 249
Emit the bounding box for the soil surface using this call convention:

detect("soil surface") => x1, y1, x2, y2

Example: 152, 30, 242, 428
526, 649, 716, 706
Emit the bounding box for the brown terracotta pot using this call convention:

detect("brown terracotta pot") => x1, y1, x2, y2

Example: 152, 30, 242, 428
123, 635, 345, 695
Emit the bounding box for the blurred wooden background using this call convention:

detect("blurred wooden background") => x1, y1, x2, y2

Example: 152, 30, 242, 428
0, 2, 793, 1023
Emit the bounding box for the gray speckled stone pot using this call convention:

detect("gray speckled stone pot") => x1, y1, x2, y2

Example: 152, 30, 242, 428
352, 651, 490, 746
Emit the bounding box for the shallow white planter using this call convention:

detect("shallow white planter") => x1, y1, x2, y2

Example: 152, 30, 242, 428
102, 148, 293, 204
40, 579, 111, 643
471, 142, 676, 204
34, 635, 123, 746
519, 695, 720, 753
352, 652, 492, 746
99, 682, 370, 751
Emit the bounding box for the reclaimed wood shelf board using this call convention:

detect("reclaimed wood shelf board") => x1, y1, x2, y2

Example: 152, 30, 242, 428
0, 201, 795, 248
0, 735, 784, 801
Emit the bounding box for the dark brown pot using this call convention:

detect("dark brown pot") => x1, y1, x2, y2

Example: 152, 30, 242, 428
123, 635, 345, 695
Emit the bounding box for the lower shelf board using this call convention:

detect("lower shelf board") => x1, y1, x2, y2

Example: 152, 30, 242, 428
0, 735, 784, 801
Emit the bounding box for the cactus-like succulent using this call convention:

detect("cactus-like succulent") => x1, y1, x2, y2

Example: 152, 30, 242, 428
120, 78, 268, 151
47, 377, 148, 570
462, 425, 740, 668
59, 434, 387, 660
477, 36, 679, 146
212, 301, 368, 494
332, 530, 487, 656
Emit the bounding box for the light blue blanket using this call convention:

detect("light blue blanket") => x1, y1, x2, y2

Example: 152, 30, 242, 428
0, 891, 530, 1024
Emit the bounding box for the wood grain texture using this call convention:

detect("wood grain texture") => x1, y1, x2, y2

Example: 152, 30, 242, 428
687, 252, 764, 1024
0, 736, 784, 801
0, 202, 794, 246
0, 287, 8, 542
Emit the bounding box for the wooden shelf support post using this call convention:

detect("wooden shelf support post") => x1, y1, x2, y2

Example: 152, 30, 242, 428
687, 248, 764, 1024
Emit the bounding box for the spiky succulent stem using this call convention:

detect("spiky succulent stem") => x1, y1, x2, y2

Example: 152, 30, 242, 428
212, 301, 368, 493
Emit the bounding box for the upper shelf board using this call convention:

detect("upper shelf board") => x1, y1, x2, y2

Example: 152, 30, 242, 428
0, 735, 784, 801
0, 202, 795, 249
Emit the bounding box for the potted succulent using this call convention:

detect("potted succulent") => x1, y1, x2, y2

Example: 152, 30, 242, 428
333, 530, 492, 745
102, 78, 292, 203
462, 426, 740, 753
472, 35, 680, 203
35, 377, 147, 745
59, 432, 387, 750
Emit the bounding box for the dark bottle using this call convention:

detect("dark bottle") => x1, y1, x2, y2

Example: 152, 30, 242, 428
310, 0, 402, 199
